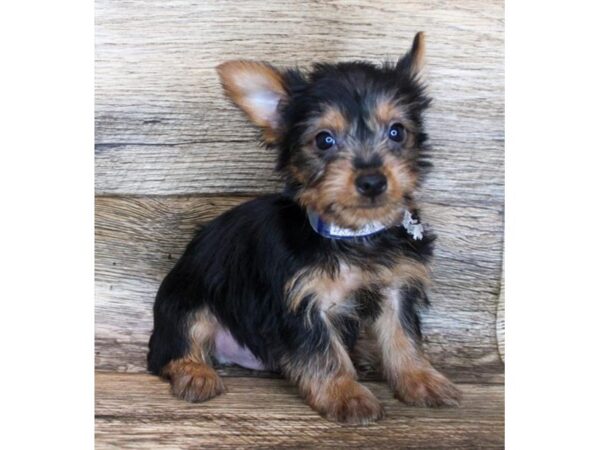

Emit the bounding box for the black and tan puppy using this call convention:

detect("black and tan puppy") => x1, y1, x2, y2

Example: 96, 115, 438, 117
148, 32, 461, 424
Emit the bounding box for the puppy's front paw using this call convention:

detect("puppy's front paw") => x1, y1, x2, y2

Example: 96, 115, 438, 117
394, 367, 461, 407
166, 360, 226, 403
312, 377, 384, 425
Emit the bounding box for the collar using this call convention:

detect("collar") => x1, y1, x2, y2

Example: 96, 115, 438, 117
307, 208, 424, 241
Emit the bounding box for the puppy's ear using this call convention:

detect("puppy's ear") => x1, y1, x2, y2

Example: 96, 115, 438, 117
217, 61, 287, 143
397, 32, 426, 77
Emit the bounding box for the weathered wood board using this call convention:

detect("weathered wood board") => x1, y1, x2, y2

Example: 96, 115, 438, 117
96, 372, 504, 449
95, 0, 504, 381
95, 0, 504, 207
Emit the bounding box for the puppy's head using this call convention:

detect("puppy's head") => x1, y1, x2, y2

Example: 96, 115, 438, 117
217, 32, 431, 229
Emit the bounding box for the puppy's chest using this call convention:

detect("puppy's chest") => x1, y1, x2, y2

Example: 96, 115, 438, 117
286, 258, 429, 317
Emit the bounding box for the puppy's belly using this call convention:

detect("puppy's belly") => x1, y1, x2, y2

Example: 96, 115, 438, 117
213, 326, 266, 371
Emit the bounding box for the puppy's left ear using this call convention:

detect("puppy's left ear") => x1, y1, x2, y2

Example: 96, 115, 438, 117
217, 61, 287, 144
397, 32, 426, 77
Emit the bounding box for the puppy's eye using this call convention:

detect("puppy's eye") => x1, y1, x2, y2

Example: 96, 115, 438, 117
388, 123, 406, 142
315, 131, 336, 150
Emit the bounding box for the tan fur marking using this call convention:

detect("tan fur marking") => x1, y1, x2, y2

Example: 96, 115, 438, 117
188, 308, 219, 364
372, 288, 461, 407
288, 164, 309, 183
373, 96, 407, 127
297, 157, 356, 222
216, 61, 286, 142
303, 374, 384, 424
368, 95, 418, 135
297, 157, 406, 229
285, 263, 365, 315
381, 152, 418, 198
297, 151, 418, 230
286, 258, 429, 325
410, 32, 426, 76
310, 105, 349, 135
159, 309, 225, 403
162, 358, 225, 403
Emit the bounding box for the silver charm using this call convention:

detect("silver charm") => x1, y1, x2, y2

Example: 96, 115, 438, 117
402, 210, 424, 240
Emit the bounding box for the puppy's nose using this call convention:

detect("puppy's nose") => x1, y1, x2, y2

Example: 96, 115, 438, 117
355, 172, 388, 198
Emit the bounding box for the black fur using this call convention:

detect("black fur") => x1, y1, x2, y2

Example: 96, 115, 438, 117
399, 283, 429, 342
147, 194, 434, 374
354, 287, 384, 321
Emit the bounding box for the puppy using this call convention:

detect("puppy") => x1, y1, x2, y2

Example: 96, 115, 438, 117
148, 32, 461, 424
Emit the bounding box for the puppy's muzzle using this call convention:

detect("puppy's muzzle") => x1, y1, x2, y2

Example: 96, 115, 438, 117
355, 172, 387, 198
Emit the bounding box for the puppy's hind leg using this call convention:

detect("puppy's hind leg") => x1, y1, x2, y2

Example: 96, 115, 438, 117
161, 309, 225, 403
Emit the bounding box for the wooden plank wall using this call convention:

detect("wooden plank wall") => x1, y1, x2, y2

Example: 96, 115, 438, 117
95, 0, 505, 378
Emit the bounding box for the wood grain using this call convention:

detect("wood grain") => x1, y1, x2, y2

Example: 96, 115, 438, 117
95, 196, 504, 377
95, 0, 504, 207
95, 372, 504, 449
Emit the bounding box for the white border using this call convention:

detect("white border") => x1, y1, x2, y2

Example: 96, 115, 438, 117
0, 1, 94, 449
507, 0, 600, 448
2, 0, 600, 448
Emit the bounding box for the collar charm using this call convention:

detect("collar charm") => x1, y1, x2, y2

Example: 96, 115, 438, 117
401, 210, 424, 240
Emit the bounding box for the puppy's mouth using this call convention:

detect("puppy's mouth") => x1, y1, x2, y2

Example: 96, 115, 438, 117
353, 196, 396, 210
333, 200, 390, 212
353, 204, 381, 210
325, 200, 405, 229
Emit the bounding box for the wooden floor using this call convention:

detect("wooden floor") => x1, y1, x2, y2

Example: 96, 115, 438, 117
96, 372, 504, 449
